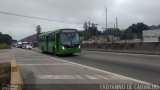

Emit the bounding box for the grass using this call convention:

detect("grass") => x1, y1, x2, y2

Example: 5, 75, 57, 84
0, 63, 11, 84
0, 43, 11, 49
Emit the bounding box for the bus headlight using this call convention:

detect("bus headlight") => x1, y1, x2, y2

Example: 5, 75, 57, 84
78, 45, 81, 48
62, 46, 65, 50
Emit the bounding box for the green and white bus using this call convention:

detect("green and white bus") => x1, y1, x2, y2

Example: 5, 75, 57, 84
38, 29, 81, 55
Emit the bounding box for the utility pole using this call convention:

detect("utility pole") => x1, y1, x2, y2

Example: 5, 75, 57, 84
105, 6, 108, 31
116, 17, 118, 29
105, 6, 108, 44
105, 0, 108, 44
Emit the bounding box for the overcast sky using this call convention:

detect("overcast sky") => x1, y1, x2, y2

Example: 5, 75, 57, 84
0, 0, 160, 40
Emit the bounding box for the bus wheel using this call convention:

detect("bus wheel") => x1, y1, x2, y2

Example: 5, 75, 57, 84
53, 48, 57, 56
42, 47, 45, 53
69, 53, 73, 56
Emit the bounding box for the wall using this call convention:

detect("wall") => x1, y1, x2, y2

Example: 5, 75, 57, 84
82, 42, 160, 51
143, 29, 160, 42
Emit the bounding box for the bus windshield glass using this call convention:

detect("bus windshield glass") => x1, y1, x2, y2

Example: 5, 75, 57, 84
60, 32, 80, 46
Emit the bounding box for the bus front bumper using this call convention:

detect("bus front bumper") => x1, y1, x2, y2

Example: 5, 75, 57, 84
59, 47, 81, 54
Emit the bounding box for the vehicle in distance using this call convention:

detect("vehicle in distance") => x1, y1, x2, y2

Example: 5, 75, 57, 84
38, 29, 81, 55
25, 45, 32, 50
22, 42, 29, 49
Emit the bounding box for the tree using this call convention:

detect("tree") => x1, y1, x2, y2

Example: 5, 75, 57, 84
0, 32, 2, 43
0, 32, 12, 45
2, 34, 12, 45
83, 22, 88, 31
83, 21, 100, 40
127, 22, 149, 39
36, 25, 41, 40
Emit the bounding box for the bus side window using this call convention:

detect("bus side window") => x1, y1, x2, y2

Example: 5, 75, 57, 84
44, 36, 45, 42
42, 36, 44, 42
43, 36, 45, 42
40, 36, 42, 42
52, 33, 55, 41
48, 35, 50, 41
38, 36, 40, 41
49, 33, 55, 41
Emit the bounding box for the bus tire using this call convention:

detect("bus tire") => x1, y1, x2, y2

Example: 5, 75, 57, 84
53, 48, 57, 56
42, 47, 45, 53
69, 53, 73, 56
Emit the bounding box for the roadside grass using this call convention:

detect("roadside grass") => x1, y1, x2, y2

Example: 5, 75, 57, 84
0, 43, 11, 49
0, 63, 11, 84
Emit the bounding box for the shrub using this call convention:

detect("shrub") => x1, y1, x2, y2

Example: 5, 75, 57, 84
0, 43, 11, 49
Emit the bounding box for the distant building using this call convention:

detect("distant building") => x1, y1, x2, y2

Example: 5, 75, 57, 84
12, 39, 18, 47
21, 34, 37, 42
21, 34, 38, 46
143, 29, 160, 42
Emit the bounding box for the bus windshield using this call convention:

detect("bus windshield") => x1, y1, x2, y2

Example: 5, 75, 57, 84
60, 32, 80, 46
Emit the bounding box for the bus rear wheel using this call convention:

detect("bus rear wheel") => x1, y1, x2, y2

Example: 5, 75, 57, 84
42, 47, 45, 53
53, 48, 57, 56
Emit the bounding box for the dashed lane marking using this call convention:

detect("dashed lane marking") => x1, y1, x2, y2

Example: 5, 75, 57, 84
0, 60, 11, 63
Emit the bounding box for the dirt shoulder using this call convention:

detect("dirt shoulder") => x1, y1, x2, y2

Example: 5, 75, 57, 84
0, 63, 11, 84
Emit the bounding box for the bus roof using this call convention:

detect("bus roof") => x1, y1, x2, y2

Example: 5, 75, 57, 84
39, 28, 77, 36
39, 29, 59, 36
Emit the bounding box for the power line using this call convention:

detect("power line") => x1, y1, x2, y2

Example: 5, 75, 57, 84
0, 11, 83, 25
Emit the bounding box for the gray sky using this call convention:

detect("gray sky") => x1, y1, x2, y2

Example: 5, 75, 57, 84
0, 0, 160, 40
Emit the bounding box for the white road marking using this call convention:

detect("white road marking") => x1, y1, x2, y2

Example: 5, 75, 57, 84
0, 60, 11, 63
38, 75, 77, 79
38, 75, 119, 80
19, 63, 73, 66
74, 75, 85, 79
84, 75, 100, 80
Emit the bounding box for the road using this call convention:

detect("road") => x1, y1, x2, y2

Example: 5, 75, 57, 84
32, 48, 160, 84
0, 49, 12, 63
9, 48, 156, 90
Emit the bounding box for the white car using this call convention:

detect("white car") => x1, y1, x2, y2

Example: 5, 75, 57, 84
25, 45, 32, 50
22, 45, 26, 49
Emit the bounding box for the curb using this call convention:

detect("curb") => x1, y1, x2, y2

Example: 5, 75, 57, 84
10, 60, 23, 90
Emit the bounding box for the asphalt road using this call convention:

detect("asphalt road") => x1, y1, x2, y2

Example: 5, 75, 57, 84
32, 48, 160, 84
11, 48, 148, 90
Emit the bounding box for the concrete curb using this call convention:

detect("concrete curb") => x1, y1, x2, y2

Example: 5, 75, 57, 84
10, 60, 23, 90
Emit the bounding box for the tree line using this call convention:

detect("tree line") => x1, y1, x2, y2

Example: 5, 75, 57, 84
0, 32, 12, 45
34, 22, 151, 41
81, 21, 150, 40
